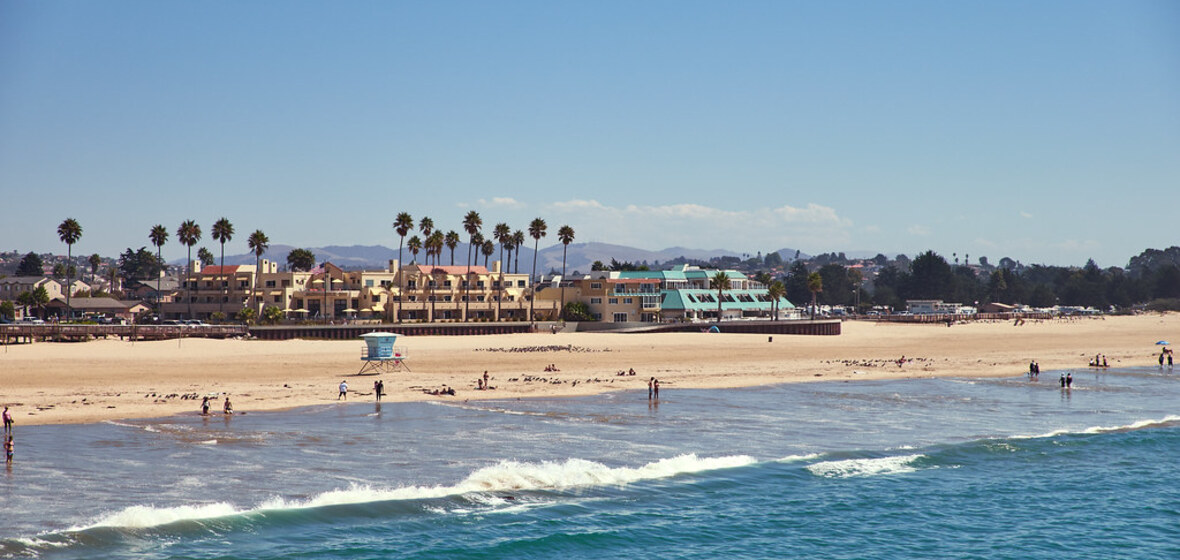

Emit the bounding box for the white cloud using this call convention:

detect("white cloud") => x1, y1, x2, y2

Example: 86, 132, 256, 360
477, 197, 525, 209
1020, 211, 1034, 219
541, 199, 853, 251
907, 225, 931, 236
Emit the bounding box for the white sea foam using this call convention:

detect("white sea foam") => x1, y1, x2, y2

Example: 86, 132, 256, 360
775, 453, 823, 463
1011, 415, 1180, 440
806, 454, 924, 478
76, 453, 755, 530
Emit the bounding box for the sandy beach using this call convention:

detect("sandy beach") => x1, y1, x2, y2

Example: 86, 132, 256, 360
1, 313, 1175, 426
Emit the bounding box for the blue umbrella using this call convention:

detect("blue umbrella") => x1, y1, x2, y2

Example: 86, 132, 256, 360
1156, 341, 1171, 345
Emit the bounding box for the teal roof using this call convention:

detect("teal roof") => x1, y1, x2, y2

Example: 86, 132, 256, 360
659, 289, 794, 312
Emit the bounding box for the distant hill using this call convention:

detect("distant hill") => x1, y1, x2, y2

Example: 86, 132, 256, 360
179, 242, 808, 273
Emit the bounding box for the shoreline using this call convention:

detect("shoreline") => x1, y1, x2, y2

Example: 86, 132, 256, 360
1, 313, 1175, 427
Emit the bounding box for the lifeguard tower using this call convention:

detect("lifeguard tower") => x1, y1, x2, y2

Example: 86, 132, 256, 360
358, 332, 409, 374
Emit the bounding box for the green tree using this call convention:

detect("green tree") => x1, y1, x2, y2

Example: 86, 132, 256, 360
562, 300, 595, 321
197, 247, 214, 267
212, 217, 235, 317
418, 217, 434, 263
393, 212, 414, 323
444, 230, 460, 266
481, 239, 494, 269
247, 230, 269, 313
237, 306, 258, 325
807, 272, 823, 320
262, 305, 284, 325
512, 230, 525, 274
57, 217, 82, 318
557, 225, 575, 317
88, 253, 102, 284
817, 264, 853, 306
0, 300, 14, 320
493, 223, 512, 319
528, 218, 547, 322
287, 248, 316, 272
177, 220, 202, 319
710, 271, 731, 321
784, 261, 811, 307
118, 247, 160, 282
462, 211, 483, 321
31, 285, 50, 319
907, 250, 954, 300
767, 280, 786, 320
408, 236, 423, 264
149, 224, 169, 310
16, 252, 44, 276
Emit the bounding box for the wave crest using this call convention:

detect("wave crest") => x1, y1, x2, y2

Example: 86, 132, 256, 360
78, 453, 755, 530
807, 454, 924, 478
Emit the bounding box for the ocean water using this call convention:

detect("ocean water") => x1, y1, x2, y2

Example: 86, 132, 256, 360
2, 366, 1179, 559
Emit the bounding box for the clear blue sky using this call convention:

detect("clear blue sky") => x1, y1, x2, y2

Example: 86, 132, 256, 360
1, 1, 1176, 267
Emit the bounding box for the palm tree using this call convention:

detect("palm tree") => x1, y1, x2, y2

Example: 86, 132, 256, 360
88, 254, 102, 284
710, 271, 731, 322
426, 231, 444, 321
462, 211, 482, 320
444, 230, 460, 266
418, 217, 434, 263
247, 230, 269, 315
767, 280, 786, 321
211, 217, 235, 318
557, 225, 575, 320
493, 223, 511, 320
57, 218, 82, 319
407, 235, 422, 263
177, 220, 201, 319
807, 272, 823, 320
393, 212, 414, 323
149, 224, 169, 312
528, 218, 547, 322
481, 240, 494, 269
512, 230, 525, 274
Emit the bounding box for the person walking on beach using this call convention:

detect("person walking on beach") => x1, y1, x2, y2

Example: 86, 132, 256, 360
374, 379, 384, 401
3, 406, 12, 435
338, 380, 348, 400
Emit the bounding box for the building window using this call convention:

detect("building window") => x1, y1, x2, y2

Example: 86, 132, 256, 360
444, 281, 453, 288
365, 280, 374, 287
591, 282, 602, 290
517, 280, 526, 287
613, 312, 628, 322
590, 297, 602, 304
624, 298, 633, 304
609, 298, 618, 305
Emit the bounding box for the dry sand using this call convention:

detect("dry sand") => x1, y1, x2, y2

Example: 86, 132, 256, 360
1, 313, 1176, 426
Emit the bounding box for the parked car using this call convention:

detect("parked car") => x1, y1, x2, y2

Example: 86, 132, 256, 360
19, 317, 46, 324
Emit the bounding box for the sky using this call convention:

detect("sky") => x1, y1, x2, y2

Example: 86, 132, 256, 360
1, 1, 1177, 268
